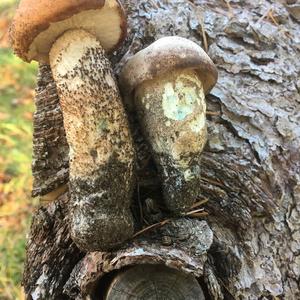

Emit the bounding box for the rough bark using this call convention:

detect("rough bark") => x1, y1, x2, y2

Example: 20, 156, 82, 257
24, 0, 300, 299
32, 64, 69, 197
64, 219, 213, 299
22, 192, 83, 300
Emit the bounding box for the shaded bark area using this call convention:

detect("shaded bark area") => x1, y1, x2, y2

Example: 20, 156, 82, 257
32, 65, 69, 197
64, 219, 213, 299
23, 192, 83, 299
24, 0, 300, 299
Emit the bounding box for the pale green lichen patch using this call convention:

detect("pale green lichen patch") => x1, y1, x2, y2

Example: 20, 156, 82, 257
184, 168, 195, 181
189, 114, 206, 133
97, 118, 108, 134
162, 74, 204, 121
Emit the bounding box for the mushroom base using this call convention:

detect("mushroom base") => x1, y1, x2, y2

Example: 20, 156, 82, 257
134, 69, 207, 214
69, 159, 134, 251
49, 29, 135, 251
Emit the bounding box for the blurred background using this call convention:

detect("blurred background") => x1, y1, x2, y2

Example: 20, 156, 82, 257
0, 0, 38, 299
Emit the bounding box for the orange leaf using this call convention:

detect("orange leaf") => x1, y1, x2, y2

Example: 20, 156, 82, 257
0, 17, 11, 48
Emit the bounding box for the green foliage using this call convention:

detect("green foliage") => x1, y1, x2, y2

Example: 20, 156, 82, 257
0, 0, 19, 12
0, 12, 38, 297
0, 227, 29, 300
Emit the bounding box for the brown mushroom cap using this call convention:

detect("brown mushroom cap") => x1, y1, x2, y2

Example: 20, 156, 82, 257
119, 36, 218, 97
10, 0, 127, 63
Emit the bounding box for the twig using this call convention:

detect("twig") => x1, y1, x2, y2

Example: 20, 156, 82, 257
133, 219, 171, 238
271, 15, 293, 39
189, 212, 209, 218
183, 208, 205, 216
143, 217, 150, 225
201, 176, 225, 187
206, 111, 221, 116
255, 7, 293, 39
189, 2, 208, 52
268, 10, 279, 26
191, 198, 209, 209
256, 8, 271, 24
199, 12, 208, 52
222, 0, 234, 17
133, 202, 209, 238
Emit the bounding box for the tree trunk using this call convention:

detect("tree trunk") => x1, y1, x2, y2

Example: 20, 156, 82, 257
23, 0, 300, 299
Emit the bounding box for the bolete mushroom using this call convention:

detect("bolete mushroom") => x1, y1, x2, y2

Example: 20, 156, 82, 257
120, 36, 218, 215
10, 0, 135, 251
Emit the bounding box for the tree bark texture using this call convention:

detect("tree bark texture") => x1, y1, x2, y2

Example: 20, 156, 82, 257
24, 0, 300, 299
32, 64, 69, 197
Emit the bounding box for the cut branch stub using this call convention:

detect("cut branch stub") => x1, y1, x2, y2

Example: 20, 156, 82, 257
10, 0, 135, 251
120, 36, 218, 214
64, 219, 213, 298
105, 265, 205, 300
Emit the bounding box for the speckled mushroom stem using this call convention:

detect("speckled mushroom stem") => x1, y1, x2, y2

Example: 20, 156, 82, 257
134, 69, 207, 214
49, 29, 135, 251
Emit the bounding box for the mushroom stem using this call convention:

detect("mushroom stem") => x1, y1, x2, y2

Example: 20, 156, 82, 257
134, 69, 207, 214
49, 29, 135, 251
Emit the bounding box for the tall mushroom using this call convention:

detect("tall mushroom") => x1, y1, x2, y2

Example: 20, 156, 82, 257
10, 0, 135, 251
120, 36, 218, 214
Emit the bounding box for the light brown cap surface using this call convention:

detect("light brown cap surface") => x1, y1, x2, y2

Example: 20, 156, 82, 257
10, 0, 127, 63
120, 36, 218, 96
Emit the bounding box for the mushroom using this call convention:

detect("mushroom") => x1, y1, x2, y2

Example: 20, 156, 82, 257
120, 36, 218, 215
10, 0, 135, 251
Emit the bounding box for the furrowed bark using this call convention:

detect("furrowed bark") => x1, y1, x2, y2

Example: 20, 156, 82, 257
22, 192, 83, 300
24, 0, 300, 299
64, 219, 213, 299
32, 64, 69, 198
